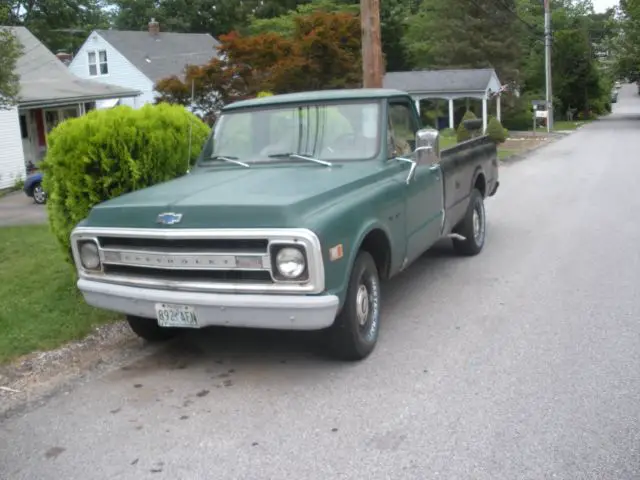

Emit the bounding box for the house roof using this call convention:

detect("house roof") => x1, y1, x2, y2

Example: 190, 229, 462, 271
95, 30, 220, 83
383, 69, 501, 94
4, 26, 140, 108
224, 89, 409, 111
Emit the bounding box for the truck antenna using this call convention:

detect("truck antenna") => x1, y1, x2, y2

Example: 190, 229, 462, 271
186, 78, 195, 174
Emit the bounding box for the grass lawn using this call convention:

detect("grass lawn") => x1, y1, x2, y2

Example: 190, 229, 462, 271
0, 225, 121, 364
440, 135, 458, 149
552, 120, 591, 131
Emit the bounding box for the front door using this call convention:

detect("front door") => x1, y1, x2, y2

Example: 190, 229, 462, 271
388, 99, 444, 265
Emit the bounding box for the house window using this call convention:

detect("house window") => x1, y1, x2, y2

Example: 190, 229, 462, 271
88, 49, 108, 76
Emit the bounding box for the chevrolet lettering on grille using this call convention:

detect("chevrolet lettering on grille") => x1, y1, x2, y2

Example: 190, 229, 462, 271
102, 251, 269, 270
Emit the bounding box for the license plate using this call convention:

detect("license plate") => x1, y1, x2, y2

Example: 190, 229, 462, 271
155, 303, 199, 328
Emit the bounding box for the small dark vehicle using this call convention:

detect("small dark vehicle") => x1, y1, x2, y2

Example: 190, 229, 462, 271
24, 171, 46, 204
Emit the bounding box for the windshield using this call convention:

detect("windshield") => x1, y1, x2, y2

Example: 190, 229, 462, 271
199, 101, 381, 164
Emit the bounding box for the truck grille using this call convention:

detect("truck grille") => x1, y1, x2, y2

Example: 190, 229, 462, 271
70, 228, 325, 294
96, 236, 272, 284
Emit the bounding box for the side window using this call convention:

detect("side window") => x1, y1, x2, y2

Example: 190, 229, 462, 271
388, 101, 418, 158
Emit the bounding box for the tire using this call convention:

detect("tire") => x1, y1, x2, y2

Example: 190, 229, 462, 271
452, 188, 486, 256
326, 251, 381, 361
126, 315, 181, 342
32, 183, 47, 204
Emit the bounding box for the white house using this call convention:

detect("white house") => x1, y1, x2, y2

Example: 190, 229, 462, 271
68, 19, 220, 109
0, 26, 140, 190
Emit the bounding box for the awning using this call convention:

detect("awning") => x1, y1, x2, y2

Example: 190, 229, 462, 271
96, 98, 121, 109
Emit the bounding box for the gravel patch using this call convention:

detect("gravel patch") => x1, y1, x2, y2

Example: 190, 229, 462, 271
0, 321, 161, 419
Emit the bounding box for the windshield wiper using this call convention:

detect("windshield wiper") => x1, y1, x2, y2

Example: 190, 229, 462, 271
206, 155, 250, 168
267, 152, 332, 167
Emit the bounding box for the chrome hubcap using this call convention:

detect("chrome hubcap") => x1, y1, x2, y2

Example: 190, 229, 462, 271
473, 203, 484, 244
356, 284, 370, 326
34, 187, 45, 203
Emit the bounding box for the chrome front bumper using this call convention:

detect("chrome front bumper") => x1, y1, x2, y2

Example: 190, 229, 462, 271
77, 279, 339, 331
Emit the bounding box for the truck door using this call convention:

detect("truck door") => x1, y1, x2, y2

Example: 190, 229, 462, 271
388, 98, 444, 265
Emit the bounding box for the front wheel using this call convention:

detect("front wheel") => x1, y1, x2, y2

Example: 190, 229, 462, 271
326, 251, 381, 361
452, 188, 486, 256
32, 183, 47, 204
126, 315, 182, 342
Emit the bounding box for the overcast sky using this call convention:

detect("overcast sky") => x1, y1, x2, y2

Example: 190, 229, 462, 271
592, 0, 618, 12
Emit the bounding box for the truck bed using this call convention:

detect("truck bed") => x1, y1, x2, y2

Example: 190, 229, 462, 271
439, 135, 499, 233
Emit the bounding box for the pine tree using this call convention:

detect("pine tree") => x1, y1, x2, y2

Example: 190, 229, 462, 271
403, 0, 521, 83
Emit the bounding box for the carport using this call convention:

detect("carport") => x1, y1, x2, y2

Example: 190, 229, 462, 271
383, 68, 503, 132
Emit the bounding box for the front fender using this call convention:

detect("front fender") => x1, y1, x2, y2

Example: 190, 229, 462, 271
331, 220, 395, 310
305, 195, 404, 309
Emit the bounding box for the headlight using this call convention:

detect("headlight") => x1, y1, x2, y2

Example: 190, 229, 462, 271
275, 247, 306, 279
79, 241, 101, 270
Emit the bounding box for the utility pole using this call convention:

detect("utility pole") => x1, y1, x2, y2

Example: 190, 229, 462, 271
360, 0, 384, 88
544, 0, 553, 132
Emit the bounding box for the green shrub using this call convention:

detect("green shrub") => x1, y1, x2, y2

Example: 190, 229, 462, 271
456, 110, 477, 142
486, 116, 507, 144
13, 177, 25, 191
257, 91, 274, 98
42, 103, 210, 258
440, 128, 456, 138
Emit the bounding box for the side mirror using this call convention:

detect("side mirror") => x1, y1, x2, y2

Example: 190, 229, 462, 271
415, 128, 440, 164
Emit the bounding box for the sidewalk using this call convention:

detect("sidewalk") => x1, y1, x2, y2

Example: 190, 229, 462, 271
0, 191, 47, 227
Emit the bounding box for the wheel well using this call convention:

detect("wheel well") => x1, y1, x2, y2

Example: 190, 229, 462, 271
359, 229, 391, 279
26, 181, 39, 195
474, 173, 486, 197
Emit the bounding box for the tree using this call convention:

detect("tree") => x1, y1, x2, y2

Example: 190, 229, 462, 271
403, 0, 522, 83
155, 10, 362, 121
156, 57, 255, 124
246, 0, 412, 71
518, 1, 609, 118
0, 20, 23, 109
245, 0, 359, 36
6, 0, 111, 54
109, 0, 307, 38
614, 0, 640, 80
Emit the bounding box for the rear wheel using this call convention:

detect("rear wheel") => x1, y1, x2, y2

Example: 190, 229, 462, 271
126, 315, 182, 342
452, 188, 486, 256
326, 251, 381, 361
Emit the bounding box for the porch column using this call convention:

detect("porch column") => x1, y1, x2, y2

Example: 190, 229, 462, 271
482, 95, 488, 133
497, 94, 502, 122
448, 98, 454, 129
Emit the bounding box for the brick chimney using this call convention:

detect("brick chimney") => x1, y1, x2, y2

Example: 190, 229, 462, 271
56, 51, 72, 66
148, 18, 160, 35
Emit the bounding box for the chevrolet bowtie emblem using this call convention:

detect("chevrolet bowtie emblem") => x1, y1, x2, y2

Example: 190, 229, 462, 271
156, 212, 183, 225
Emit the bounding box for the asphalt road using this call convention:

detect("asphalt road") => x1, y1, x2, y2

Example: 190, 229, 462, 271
2, 86, 640, 480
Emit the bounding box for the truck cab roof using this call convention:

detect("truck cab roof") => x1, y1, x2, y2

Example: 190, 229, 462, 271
222, 89, 410, 111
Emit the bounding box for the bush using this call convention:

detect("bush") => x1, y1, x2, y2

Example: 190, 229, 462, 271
456, 110, 477, 142
42, 103, 211, 259
486, 116, 507, 144
256, 91, 274, 98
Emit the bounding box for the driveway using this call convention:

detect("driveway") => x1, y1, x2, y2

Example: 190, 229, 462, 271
2, 86, 640, 479
0, 191, 47, 227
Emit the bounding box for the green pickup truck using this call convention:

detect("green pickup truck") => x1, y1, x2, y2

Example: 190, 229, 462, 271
70, 89, 499, 361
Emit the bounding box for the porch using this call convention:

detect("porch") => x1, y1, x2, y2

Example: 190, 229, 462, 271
19, 102, 97, 166
383, 68, 504, 132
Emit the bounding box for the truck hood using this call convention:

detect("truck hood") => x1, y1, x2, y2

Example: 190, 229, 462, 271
84, 163, 384, 229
